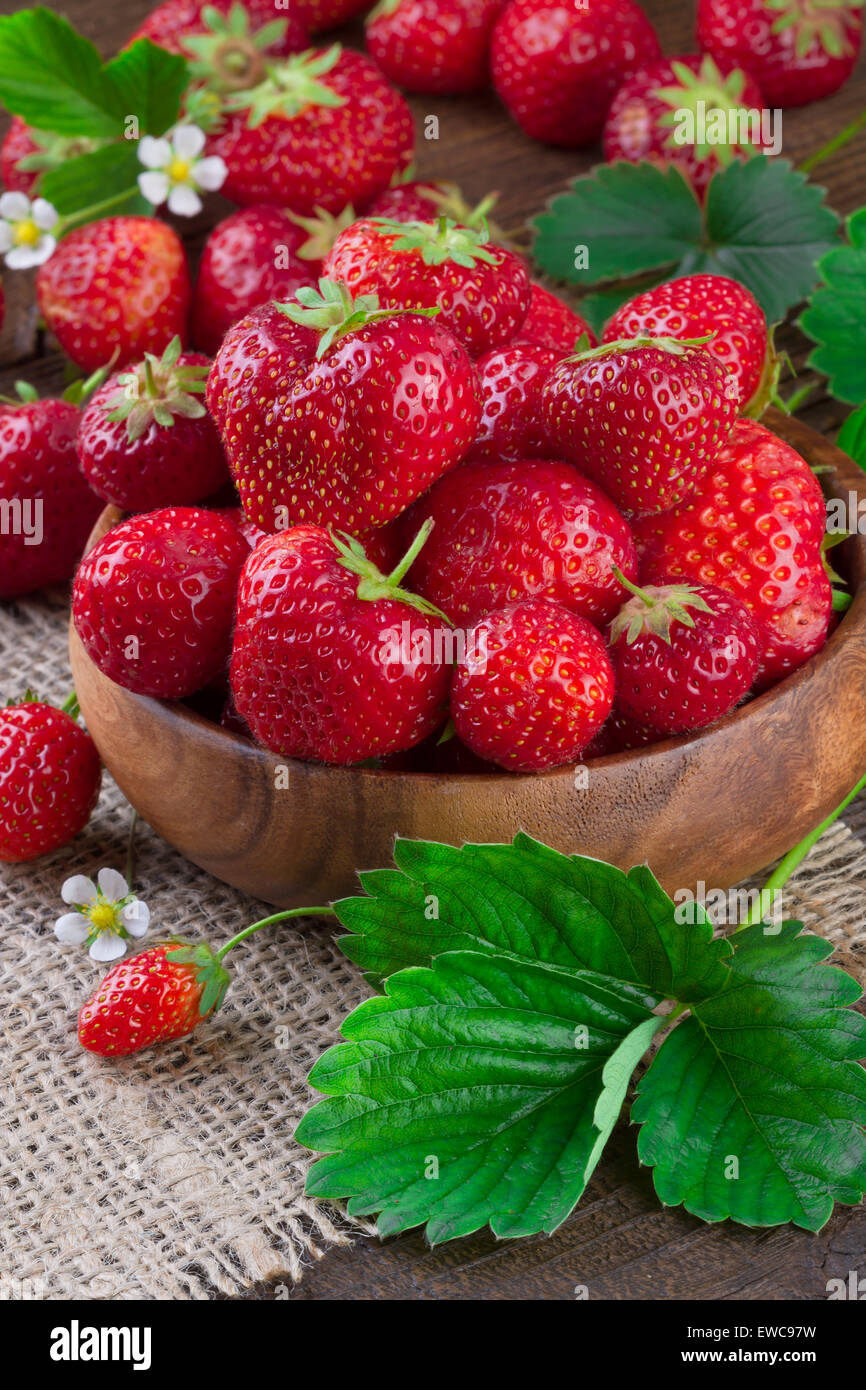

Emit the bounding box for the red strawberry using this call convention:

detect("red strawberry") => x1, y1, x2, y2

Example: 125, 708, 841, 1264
0, 117, 39, 195
519, 283, 597, 354
215, 505, 270, 550
297, 0, 375, 30
634, 419, 832, 685
230, 524, 452, 762
129, 0, 309, 89
490, 0, 662, 147
76, 339, 229, 512
72, 507, 249, 698
603, 54, 771, 199
696, 0, 863, 107
609, 573, 762, 734
78, 940, 230, 1057
0, 698, 101, 862
36, 217, 191, 373
207, 46, 413, 214
366, 179, 497, 228
322, 216, 530, 356
207, 281, 480, 534
603, 274, 772, 415
584, 706, 669, 756
0, 390, 103, 599
451, 597, 615, 770
542, 337, 740, 515
404, 458, 637, 626
467, 342, 558, 463
366, 0, 503, 94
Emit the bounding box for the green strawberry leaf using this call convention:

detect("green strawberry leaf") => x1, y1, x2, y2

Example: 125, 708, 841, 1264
102, 39, 189, 139
532, 158, 840, 325
298, 950, 657, 1243
40, 142, 147, 217
800, 208, 866, 406
335, 833, 731, 1002
0, 7, 125, 137
837, 403, 866, 470
633, 921, 866, 1231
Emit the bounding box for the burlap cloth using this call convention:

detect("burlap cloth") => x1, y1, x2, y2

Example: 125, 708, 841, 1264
2, 591, 865, 1299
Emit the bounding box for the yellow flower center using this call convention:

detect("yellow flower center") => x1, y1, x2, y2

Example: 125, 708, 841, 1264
168, 157, 191, 183
13, 218, 40, 247
88, 901, 118, 931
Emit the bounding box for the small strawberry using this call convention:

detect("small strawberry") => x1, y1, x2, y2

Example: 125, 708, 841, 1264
467, 342, 558, 463
519, 282, 597, 354
206, 46, 413, 214
634, 419, 832, 685
609, 571, 762, 734
490, 0, 662, 147
451, 597, 615, 771
297, 0, 375, 30
322, 215, 530, 356
404, 458, 638, 626
542, 336, 740, 515
78, 941, 230, 1056
230, 523, 452, 763
76, 338, 230, 512
72, 507, 249, 699
365, 0, 503, 94
603, 274, 773, 415
36, 217, 191, 373
0, 119, 101, 197
696, 0, 863, 107
129, 0, 309, 89
0, 385, 103, 600
207, 280, 480, 534
0, 696, 101, 862
366, 180, 498, 229
602, 54, 771, 199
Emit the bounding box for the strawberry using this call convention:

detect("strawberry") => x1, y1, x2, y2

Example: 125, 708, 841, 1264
490, 0, 662, 147
696, 0, 863, 107
72, 507, 249, 699
404, 458, 637, 626
609, 572, 762, 734
603, 274, 773, 415
215, 504, 270, 550
0, 389, 103, 599
519, 282, 597, 354
0, 697, 101, 862
36, 217, 191, 373
634, 419, 832, 686
451, 597, 615, 771
322, 216, 530, 356
602, 54, 771, 199
230, 524, 452, 763
365, 0, 503, 94
297, 0, 375, 30
542, 337, 740, 515
129, 0, 309, 90
466, 342, 558, 463
207, 281, 480, 534
78, 940, 230, 1057
0, 120, 104, 197
366, 179, 497, 228
206, 46, 413, 214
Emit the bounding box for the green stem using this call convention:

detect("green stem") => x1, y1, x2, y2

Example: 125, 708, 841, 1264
385, 518, 434, 587
57, 187, 141, 235
799, 108, 866, 175
215, 905, 336, 962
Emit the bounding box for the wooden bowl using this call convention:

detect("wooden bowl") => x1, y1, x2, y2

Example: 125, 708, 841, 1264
69, 409, 866, 907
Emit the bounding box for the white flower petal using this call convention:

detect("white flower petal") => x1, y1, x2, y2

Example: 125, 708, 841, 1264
167, 183, 201, 217
6, 238, 54, 269
138, 171, 169, 207
191, 156, 227, 192
54, 913, 90, 945
138, 135, 171, 170
0, 224, 13, 253
90, 932, 127, 963
98, 867, 128, 901
122, 900, 150, 937
171, 124, 206, 159
62, 875, 97, 906
0, 190, 30, 221
31, 198, 58, 230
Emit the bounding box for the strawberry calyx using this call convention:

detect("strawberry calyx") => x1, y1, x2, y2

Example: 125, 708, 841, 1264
15, 129, 102, 176
164, 940, 232, 1019
226, 45, 345, 128
104, 337, 208, 443
369, 216, 500, 268
566, 334, 714, 364
610, 567, 714, 645
419, 184, 500, 234
181, 2, 289, 92
766, 0, 861, 60
277, 278, 439, 358
655, 56, 756, 163
367, 0, 403, 19
743, 326, 782, 418
331, 522, 452, 623
0, 364, 111, 409
284, 204, 358, 261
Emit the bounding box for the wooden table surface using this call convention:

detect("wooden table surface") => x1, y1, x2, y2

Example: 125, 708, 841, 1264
1, 0, 864, 1301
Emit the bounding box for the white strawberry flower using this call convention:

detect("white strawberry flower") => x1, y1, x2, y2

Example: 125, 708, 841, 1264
0, 192, 58, 269
55, 868, 150, 963
137, 124, 227, 217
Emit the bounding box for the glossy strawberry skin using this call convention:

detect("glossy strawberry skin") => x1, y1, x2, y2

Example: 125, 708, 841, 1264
467, 343, 558, 463
604, 274, 769, 413
404, 458, 638, 626
78, 943, 210, 1057
76, 355, 230, 513
366, 0, 503, 94
323, 218, 531, 357
542, 341, 740, 515
128, 0, 309, 55
208, 49, 414, 214
297, 0, 374, 30
72, 507, 249, 699
36, 217, 191, 373
696, 0, 863, 107
0, 703, 101, 862
207, 301, 480, 534
451, 597, 615, 771
634, 420, 832, 686
230, 526, 452, 763
519, 283, 597, 354
610, 582, 762, 734
491, 0, 662, 147
0, 399, 103, 599
0, 116, 39, 196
